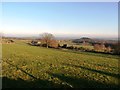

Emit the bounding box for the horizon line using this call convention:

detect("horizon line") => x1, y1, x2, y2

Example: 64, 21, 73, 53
2, 33, 118, 39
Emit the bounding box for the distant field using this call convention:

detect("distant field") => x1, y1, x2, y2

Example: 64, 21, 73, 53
59, 40, 94, 50
2, 40, 120, 88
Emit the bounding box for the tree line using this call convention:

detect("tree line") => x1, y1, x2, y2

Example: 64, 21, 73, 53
31, 33, 120, 55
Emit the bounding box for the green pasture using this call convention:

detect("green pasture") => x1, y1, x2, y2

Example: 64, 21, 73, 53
2, 40, 119, 88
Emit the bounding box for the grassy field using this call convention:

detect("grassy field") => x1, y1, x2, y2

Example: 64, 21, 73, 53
59, 40, 94, 50
2, 40, 120, 88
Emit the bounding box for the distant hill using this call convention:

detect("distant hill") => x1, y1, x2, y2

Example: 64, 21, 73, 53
72, 37, 93, 43
72, 37, 118, 44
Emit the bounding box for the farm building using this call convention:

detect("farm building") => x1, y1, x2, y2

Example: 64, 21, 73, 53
31, 40, 41, 46
2, 39, 15, 44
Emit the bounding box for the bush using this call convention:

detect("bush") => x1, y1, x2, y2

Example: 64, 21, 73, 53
49, 40, 58, 48
42, 44, 47, 47
78, 47, 85, 50
112, 42, 120, 54
67, 46, 74, 49
62, 44, 67, 48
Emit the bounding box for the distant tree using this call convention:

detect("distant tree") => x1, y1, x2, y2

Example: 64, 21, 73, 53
40, 33, 55, 48
100, 43, 106, 51
105, 46, 112, 53
49, 39, 58, 48
94, 43, 106, 52
62, 44, 67, 48
112, 42, 120, 54
78, 47, 85, 50
67, 45, 74, 49
58, 44, 61, 47
94, 44, 100, 51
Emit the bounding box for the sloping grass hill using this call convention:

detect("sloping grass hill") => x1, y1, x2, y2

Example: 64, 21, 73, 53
2, 40, 120, 88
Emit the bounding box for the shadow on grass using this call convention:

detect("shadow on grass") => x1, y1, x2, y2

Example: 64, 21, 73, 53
56, 49, 120, 59
2, 61, 70, 88
4, 60, 38, 80
62, 63, 120, 79
47, 72, 119, 88
2, 74, 119, 88
1, 77, 63, 88
86, 62, 118, 70
2, 60, 119, 88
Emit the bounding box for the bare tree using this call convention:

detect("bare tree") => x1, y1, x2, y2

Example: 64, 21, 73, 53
40, 33, 55, 48
94, 44, 100, 51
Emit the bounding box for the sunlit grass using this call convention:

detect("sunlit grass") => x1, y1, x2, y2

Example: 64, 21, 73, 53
2, 40, 119, 88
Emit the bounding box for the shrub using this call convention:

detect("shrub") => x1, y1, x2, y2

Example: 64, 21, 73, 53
112, 42, 120, 54
62, 44, 67, 48
67, 46, 74, 49
49, 40, 58, 48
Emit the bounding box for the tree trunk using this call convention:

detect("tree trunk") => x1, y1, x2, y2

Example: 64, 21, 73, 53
46, 44, 48, 48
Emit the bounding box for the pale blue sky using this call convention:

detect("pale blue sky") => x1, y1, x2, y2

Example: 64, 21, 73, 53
1, 2, 118, 38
